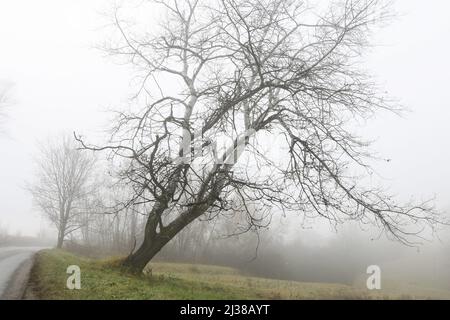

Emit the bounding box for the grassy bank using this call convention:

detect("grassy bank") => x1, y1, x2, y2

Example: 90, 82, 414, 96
28, 249, 450, 300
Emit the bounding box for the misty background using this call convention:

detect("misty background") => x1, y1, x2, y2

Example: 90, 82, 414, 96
0, 0, 449, 291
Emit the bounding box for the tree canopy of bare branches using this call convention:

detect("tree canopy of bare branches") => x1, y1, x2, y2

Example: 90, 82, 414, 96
28, 135, 96, 248
77, 0, 443, 272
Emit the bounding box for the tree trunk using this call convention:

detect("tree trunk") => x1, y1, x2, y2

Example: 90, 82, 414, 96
122, 234, 168, 273
122, 205, 207, 273
56, 232, 64, 249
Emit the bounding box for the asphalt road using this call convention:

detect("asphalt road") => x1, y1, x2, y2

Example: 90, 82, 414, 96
0, 247, 43, 299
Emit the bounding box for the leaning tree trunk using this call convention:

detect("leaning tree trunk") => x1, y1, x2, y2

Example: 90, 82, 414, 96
122, 204, 208, 273
122, 168, 228, 273
122, 233, 169, 273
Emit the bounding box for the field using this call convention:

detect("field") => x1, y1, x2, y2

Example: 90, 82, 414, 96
27, 250, 450, 300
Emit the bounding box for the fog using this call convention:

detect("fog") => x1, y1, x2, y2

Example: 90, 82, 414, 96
0, 0, 449, 295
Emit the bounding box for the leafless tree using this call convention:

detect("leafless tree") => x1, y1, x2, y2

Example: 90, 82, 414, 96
28, 135, 96, 248
0, 81, 13, 131
77, 0, 443, 272
66, 176, 147, 256
0, 223, 10, 245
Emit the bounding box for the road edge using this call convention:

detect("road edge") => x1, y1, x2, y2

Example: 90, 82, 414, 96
1, 252, 38, 300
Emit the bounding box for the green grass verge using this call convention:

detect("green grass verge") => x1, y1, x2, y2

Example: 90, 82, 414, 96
29, 249, 450, 300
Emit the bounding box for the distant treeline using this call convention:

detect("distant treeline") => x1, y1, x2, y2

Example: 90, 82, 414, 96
0, 235, 54, 247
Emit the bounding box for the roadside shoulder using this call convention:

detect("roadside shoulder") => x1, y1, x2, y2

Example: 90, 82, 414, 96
2, 252, 37, 300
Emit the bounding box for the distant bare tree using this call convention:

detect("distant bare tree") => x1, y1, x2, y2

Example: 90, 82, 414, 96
0, 223, 10, 245
28, 135, 96, 248
78, 0, 443, 272
0, 81, 13, 130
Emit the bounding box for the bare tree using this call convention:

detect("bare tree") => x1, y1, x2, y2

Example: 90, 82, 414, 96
77, 0, 443, 272
0, 223, 10, 245
0, 81, 13, 131
28, 135, 96, 248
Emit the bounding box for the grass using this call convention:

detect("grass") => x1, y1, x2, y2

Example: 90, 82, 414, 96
29, 249, 450, 300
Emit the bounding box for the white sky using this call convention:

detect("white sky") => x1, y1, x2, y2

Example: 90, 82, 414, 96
0, 0, 449, 236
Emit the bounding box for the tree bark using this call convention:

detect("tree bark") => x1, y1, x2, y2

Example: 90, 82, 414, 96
56, 232, 64, 249
56, 219, 67, 249
122, 205, 208, 273
122, 234, 167, 272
